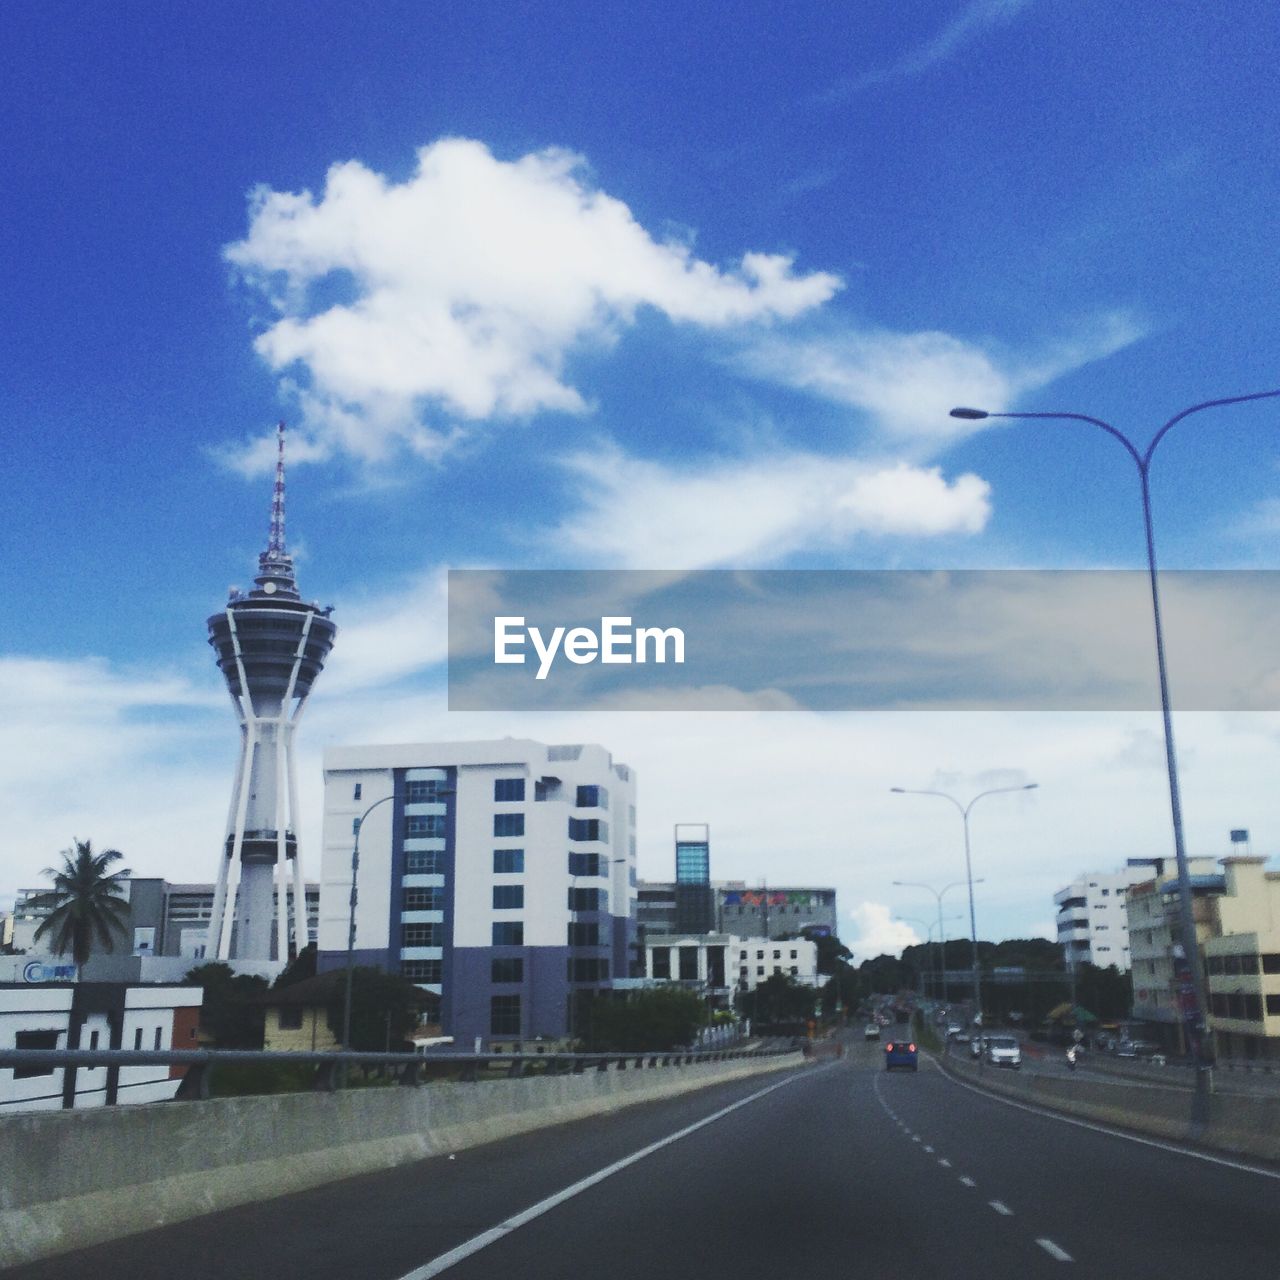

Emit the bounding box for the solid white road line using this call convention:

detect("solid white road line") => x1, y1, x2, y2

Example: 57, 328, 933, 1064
935, 1058, 1280, 1182
395, 1071, 811, 1280
1036, 1238, 1074, 1262
988, 1200, 1013, 1216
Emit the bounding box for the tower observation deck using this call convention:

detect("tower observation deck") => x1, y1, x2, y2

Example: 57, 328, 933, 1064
205, 423, 336, 962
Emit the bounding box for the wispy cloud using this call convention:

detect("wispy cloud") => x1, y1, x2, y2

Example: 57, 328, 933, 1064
222, 138, 841, 473
738, 310, 1145, 446
826, 0, 1036, 99
552, 446, 991, 569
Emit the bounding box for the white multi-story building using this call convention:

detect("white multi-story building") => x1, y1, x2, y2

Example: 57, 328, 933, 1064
318, 738, 636, 1048
1053, 867, 1150, 972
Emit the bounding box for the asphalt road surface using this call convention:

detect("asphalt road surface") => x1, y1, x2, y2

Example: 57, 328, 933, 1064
8, 1038, 1279, 1279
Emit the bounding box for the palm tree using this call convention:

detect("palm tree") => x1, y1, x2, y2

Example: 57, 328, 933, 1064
30, 839, 133, 967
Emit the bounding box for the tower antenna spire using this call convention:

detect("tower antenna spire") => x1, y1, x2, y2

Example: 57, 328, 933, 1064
267, 420, 287, 557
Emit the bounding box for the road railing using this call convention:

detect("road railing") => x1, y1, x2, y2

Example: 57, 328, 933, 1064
0, 1041, 794, 1107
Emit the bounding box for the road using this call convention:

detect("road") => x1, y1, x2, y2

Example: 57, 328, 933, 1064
7, 1037, 1279, 1279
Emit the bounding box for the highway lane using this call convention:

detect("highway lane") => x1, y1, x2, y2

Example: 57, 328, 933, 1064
7, 1039, 1279, 1279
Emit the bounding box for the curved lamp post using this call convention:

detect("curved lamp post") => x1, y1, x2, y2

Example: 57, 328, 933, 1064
342, 793, 397, 1058
951, 387, 1280, 1108
891, 783, 1038, 1064
894, 878, 982, 1003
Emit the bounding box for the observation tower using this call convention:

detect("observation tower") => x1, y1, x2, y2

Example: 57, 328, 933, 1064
206, 423, 336, 961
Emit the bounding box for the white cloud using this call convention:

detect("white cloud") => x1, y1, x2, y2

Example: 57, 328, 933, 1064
847, 901, 922, 961
827, 0, 1035, 98
223, 138, 841, 468
739, 311, 1145, 445
554, 446, 991, 568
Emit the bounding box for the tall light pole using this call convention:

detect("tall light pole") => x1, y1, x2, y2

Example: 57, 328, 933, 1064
894, 878, 982, 1004
951, 388, 1280, 1112
891, 783, 1038, 1065
342, 793, 397, 1059
893, 914, 962, 999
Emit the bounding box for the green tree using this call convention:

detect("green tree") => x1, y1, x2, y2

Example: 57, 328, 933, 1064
581, 987, 708, 1052
737, 973, 816, 1026
273, 943, 317, 988
29, 839, 132, 967
325, 967, 427, 1052
184, 962, 269, 1048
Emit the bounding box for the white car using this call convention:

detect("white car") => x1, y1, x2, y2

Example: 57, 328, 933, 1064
864, 1023, 881, 1040
984, 1035, 1022, 1068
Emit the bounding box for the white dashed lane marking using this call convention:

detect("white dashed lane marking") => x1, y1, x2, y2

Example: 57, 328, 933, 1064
959, 1176, 977, 1187
937, 1158, 952, 1168
1037, 1239, 1073, 1262
989, 1200, 1013, 1216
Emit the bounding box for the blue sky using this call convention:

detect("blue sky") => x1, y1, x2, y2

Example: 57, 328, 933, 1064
5, 1, 1280, 957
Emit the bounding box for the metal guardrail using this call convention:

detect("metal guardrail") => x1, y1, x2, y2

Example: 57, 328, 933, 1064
0, 1042, 796, 1107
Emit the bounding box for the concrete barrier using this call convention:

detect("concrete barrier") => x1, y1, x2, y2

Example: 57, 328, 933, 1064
0, 1052, 803, 1269
936, 1051, 1280, 1164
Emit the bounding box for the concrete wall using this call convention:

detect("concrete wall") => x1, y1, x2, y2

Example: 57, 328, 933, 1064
939, 1051, 1280, 1165
0, 1051, 802, 1270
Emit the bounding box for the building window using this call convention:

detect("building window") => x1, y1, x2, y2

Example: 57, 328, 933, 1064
88, 1030, 100, 1050
757, 966, 765, 976
493, 885, 525, 910
490, 995, 521, 1036
790, 950, 798, 959
494, 814, 525, 838
278, 1007, 303, 1030
406, 778, 449, 803
13, 1030, 58, 1078
568, 887, 605, 912
353, 782, 362, 801
576, 784, 608, 809
568, 957, 609, 982
1263, 954, 1280, 975
493, 848, 525, 874
403, 959, 443, 982
568, 921, 600, 947
679, 947, 699, 980
406, 848, 443, 874
406, 814, 446, 838
568, 817, 608, 842
404, 886, 444, 911
492, 922, 524, 946
569, 851, 603, 877
134, 1028, 144, 1050
495, 778, 526, 803
1266, 994, 1280, 1016
403, 922, 443, 947
790, 966, 798, 975
773, 950, 781, 960
534, 780, 550, 801
652, 947, 671, 978
492, 957, 523, 983
154, 1027, 163, 1049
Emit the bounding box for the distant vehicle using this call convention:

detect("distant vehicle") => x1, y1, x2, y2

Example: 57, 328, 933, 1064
864, 1023, 881, 1040
985, 1035, 1022, 1069
946, 1024, 964, 1040
970, 1036, 985, 1058
884, 1039, 918, 1072
1116, 1039, 1161, 1059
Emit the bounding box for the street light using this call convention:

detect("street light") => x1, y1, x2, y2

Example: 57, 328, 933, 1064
951, 387, 1280, 1110
891, 783, 1038, 1066
894, 878, 983, 1003
893, 914, 963, 999
342, 793, 396, 1060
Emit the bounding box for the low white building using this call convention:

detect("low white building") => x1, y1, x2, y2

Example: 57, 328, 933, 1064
643, 933, 820, 997
0, 980, 202, 1112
